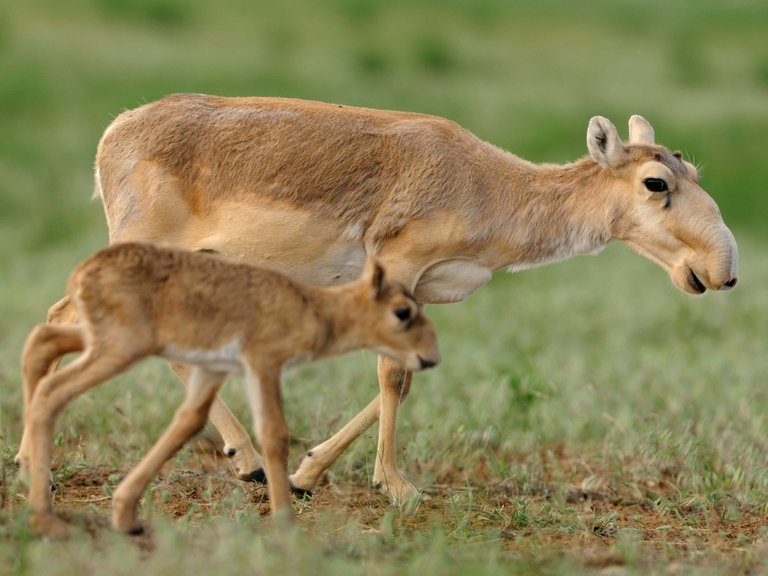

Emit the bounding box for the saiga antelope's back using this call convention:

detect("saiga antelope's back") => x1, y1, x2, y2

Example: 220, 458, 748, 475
96, 94, 492, 284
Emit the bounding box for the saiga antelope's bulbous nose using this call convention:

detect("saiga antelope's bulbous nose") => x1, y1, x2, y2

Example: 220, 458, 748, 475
720, 277, 738, 291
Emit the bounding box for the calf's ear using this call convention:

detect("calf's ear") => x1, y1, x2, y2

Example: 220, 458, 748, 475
362, 256, 386, 300
587, 116, 626, 169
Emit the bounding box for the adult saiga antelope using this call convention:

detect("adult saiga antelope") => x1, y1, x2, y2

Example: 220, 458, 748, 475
20, 243, 440, 536
42, 94, 738, 504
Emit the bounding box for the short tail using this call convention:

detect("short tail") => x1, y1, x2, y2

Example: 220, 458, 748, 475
47, 295, 78, 326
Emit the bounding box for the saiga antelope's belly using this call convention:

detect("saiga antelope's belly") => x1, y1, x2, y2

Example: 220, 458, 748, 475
175, 200, 494, 302
182, 200, 367, 286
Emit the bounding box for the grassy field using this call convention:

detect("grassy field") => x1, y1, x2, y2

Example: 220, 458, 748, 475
1, 0, 768, 574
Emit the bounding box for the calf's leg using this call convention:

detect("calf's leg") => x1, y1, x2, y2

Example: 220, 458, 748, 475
111, 367, 225, 534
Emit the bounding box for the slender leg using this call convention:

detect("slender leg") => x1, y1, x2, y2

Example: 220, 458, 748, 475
27, 349, 135, 537
18, 297, 90, 472
16, 324, 84, 470
170, 363, 265, 482
372, 356, 416, 504
242, 364, 292, 518
289, 395, 381, 495
290, 354, 415, 503
291, 261, 421, 501
111, 367, 225, 533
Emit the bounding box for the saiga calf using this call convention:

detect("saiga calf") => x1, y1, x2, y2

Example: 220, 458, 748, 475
19, 242, 440, 537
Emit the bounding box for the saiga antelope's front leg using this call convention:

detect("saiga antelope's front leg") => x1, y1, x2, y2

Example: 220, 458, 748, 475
291, 261, 421, 502
290, 354, 416, 504
372, 355, 416, 503
289, 395, 381, 495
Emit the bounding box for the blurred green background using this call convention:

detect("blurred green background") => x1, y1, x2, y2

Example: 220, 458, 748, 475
1, 0, 766, 269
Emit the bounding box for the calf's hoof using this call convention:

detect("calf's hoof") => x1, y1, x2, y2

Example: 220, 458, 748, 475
31, 512, 73, 539
112, 513, 145, 535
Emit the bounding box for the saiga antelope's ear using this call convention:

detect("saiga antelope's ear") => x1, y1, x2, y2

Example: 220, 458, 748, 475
362, 256, 386, 300
587, 116, 626, 169
628, 115, 655, 144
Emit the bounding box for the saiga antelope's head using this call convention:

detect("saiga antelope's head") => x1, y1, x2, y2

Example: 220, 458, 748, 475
587, 115, 738, 294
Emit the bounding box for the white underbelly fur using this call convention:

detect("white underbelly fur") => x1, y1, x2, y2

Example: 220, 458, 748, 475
162, 340, 244, 372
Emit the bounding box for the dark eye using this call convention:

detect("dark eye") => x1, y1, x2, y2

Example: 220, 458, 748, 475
394, 307, 412, 322
643, 177, 668, 193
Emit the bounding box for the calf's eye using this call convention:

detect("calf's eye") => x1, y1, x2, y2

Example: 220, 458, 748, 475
643, 177, 668, 193
394, 307, 412, 321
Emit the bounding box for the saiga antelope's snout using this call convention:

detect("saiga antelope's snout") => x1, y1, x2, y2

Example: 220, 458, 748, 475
671, 220, 739, 295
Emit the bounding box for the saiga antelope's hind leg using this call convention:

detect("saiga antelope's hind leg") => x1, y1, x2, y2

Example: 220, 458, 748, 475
26, 345, 136, 538
170, 363, 266, 482
112, 367, 225, 534
290, 354, 416, 504
16, 324, 85, 471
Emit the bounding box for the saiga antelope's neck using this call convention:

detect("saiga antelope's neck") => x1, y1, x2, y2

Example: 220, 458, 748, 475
484, 151, 620, 272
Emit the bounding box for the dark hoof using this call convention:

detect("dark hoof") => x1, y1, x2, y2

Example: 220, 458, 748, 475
290, 484, 313, 499
127, 524, 145, 536
242, 468, 267, 484
50, 482, 59, 493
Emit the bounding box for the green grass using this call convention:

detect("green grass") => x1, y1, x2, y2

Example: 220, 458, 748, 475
2, 0, 768, 574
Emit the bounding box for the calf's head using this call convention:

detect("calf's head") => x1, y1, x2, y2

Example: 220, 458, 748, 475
588, 115, 738, 294
356, 258, 441, 371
